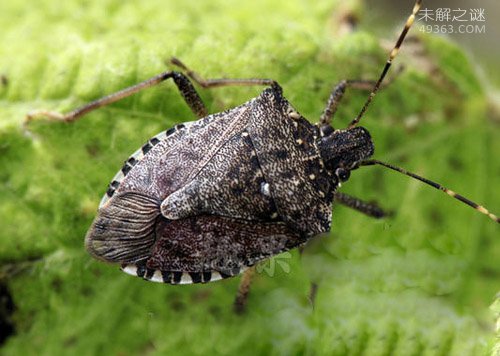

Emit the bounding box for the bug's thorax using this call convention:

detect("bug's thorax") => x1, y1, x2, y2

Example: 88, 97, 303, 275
317, 126, 374, 183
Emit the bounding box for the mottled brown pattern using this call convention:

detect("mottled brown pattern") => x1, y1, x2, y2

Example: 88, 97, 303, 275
117, 102, 253, 200
248, 87, 335, 236
161, 130, 277, 222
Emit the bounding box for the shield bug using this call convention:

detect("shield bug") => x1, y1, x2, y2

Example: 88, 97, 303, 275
26, 0, 499, 312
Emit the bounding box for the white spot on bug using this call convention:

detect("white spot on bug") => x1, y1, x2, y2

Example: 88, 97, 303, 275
211, 271, 223, 281
271, 212, 278, 219
151, 270, 164, 283
260, 182, 270, 196
286, 106, 300, 119
99, 196, 110, 209
122, 264, 137, 277
180, 273, 192, 284
309, 174, 316, 180
241, 131, 249, 137
296, 139, 303, 145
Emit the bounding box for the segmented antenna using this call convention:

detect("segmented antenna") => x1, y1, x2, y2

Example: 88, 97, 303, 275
361, 159, 500, 223
348, 0, 422, 129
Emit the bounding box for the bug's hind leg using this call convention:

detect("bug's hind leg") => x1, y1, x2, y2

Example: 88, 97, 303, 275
334, 192, 391, 219
233, 267, 256, 314
26, 58, 280, 129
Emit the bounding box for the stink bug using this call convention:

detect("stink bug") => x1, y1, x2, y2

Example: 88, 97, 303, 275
26, 0, 499, 312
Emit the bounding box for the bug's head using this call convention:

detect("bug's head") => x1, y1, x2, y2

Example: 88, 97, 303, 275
318, 126, 374, 184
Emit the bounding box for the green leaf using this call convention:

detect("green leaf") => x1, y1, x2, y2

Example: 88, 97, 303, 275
1, 0, 499, 354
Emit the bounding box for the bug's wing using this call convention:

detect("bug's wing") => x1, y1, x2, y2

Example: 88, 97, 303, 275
102, 101, 254, 206
86, 102, 254, 264
85, 192, 160, 263
120, 215, 307, 284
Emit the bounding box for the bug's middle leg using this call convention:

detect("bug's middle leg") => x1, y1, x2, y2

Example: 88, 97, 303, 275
297, 246, 320, 308
233, 267, 256, 314
304, 193, 389, 308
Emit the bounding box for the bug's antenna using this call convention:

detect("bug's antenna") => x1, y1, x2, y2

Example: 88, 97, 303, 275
348, 0, 422, 129
361, 159, 500, 223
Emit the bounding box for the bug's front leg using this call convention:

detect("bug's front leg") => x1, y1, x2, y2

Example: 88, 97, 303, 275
334, 192, 391, 219
320, 80, 373, 127
319, 67, 403, 128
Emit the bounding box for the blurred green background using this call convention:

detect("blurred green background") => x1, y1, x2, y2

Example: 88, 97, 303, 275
0, 0, 499, 355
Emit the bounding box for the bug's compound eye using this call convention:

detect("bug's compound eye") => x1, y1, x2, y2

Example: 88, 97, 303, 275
335, 168, 350, 182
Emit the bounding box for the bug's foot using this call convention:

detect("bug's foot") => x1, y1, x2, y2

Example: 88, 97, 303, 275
25, 109, 67, 124
233, 295, 247, 315
23, 110, 67, 138
169, 57, 189, 71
